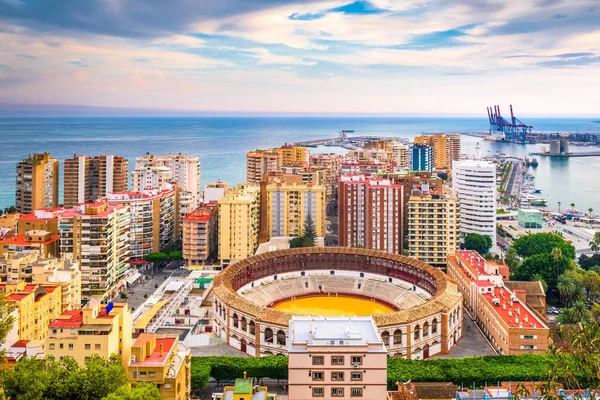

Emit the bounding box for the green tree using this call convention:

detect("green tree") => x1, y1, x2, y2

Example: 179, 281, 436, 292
504, 247, 520, 269
289, 214, 318, 248
102, 383, 161, 400
145, 252, 168, 273
582, 269, 600, 301
531, 273, 548, 293
579, 253, 600, 270
168, 250, 182, 261
463, 233, 492, 254
437, 172, 448, 181
511, 232, 576, 259
589, 207, 594, 217
557, 274, 577, 306
0, 292, 16, 358
589, 231, 600, 254
570, 202, 575, 212
510, 252, 571, 291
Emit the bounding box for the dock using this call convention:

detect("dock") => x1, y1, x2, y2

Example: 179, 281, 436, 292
531, 151, 600, 157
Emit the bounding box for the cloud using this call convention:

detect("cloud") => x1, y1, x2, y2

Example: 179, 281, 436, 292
247, 48, 317, 66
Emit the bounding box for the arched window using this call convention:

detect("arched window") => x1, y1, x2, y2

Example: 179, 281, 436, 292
432, 318, 438, 334
264, 328, 273, 343
233, 313, 239, 328
277, 330, 286, 346
249, 321, 256, 335
241, 317, 247, 331
381, 331, 390, 345
393, 329, 402, 345
423, 321, 429, 337
413, 324, 420, 341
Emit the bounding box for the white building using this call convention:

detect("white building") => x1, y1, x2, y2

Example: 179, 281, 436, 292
452, 148, 497, 251
133, 153, 201, 208
288, 316, 388, 400
203, 181, 229, 204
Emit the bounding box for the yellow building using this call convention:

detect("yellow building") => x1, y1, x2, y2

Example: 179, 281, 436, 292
0, 230, 60, 257
128, 333, 191, 400
15, 153, 59, 214
218, 184, 260, 265
0, 213, 20, 230
219, 374, 277, 400
0, 252, 81, 310
47, 299, 132, 367
390, 139, 410, 168
263, 183, 326, 239
246, 150, 282, 184
407, 192, 459, 267
16, 208, 63, 235
276, 144, 309, 167
0, 281, 62, 341
415, 134, 448, 170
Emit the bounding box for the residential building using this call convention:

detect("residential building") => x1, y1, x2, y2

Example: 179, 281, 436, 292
46, 299, 132, 367
16, 208, 63, 235
452, 153, 497, 250
447, 251, 549, 354
261, 182, 326, 240
340, 159, 395, 176
246, 149, 282, 184
0, 253, 81, 310
276, 144, 310, 167
408, 191, 459, 267
348, 148, 390, 161
411, 144, 433, 172
0, 213, 20, 230
128, 333, 191, 400
63, 155, 129, 208
0, 230, 60, 257
133, 153, 201, 208
204, 181, 229, 204
445, 134, 461, 168
218, 184, 260, 265
182, 202, 218, 267
15, 153, 59, 214
338, 175, 403, 253
0, 281, 63, 341
310, 153, 344, 199
390, 139, 410, 168
288, 316, 387, 400
59, 202, 131, 301
106, 186, 180, 260
415, 135, 448, 170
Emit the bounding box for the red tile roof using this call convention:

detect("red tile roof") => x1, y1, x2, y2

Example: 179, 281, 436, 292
131, 337, 177, 367
0, 233, 59, 246
11, 340, 30, 348
49, 310, 83, 328
481, 287, 543, 329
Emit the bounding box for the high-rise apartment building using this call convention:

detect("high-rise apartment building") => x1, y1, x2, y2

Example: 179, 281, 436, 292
47, 299, 132, 367
415, 135, 448, 169
182, 201, 218, 267
106, 186, 180, 260
59, 202, 130, 301
262, 183, 326, 240
338, 176, 403, 253
310, 153, 344, 199
408, 192, 459, 267
15, 153, 59, 214
246, 149, 282, 184
63, 155, 128, 208
218, 184, 260, 265
276, 144, 310, 167
452, 154, 497, 250
390, 139, 409, 168
445, 134, 462, 167
411, 144, 433, 172
133, 153, 201, 208
204, 181, 229, 204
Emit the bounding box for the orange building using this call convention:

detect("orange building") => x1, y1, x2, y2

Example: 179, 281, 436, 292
447, 251, 549, 354
16, 208, 64, 235
0, 213, 20, 230
0, 230, 60, 257
182, 202, 218, 267
15, 153, 59, 214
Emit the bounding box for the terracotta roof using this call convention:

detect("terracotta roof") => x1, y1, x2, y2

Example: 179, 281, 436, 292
49, 310, 83, 328
11, 340, 30, 348
130, 337, 177, 367
0, 233, 59, 246
481, 287, 544, 329
504, 281, 546, 297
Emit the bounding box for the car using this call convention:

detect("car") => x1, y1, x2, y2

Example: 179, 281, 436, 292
546, 308, 553, 314
552, 307, 561, 314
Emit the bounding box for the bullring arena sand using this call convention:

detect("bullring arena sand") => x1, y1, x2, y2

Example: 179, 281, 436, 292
272, 295, 394, 316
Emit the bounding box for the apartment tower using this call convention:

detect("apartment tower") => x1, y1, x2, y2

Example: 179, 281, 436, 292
15, 153, 59, 214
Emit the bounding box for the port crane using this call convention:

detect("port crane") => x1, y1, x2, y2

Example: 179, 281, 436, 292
487, 104, 533, 143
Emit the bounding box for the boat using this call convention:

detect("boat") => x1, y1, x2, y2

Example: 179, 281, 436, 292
533, 189, 541, 194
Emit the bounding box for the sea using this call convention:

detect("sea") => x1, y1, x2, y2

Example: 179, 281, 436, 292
1, 116, 600, 211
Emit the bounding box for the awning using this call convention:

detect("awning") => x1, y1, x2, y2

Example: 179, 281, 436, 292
195, 277, 213, 284
126, 271, 142, 285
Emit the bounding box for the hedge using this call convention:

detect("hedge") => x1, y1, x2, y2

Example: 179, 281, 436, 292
191, 354, 553, 390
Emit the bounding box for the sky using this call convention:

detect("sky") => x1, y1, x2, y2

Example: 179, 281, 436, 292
0, 0, 599, 116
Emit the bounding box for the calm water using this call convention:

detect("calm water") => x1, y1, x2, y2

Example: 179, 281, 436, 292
0, 117, 599, 211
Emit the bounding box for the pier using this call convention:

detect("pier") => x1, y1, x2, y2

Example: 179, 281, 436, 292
531, 151, 600, 157
295, 130, 388, 148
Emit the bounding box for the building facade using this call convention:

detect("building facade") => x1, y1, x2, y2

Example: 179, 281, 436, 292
16, 208, 63, 235
106, 187, 180, 260
204, 181, 229, 204
47, 299, 132, 367
59, 202, 131, 301
182, 202, 218, 267
447, 251, 549, 354
452, 157, 497, 250
246, 149, 282, 184
288, 316, 388, 400
338, 176, 403, 254
218, 184, 260, 265
408, 192, 459, 267
445, 134, 461, 168
0, 230, 60, 257
15, 153, 59, 214
263, 183, 326, 239
310, 154, 344, 199
63, 155, 129, 208
128, 333, 191, 400
415, 135, 448, 170
411, 144, 433, 172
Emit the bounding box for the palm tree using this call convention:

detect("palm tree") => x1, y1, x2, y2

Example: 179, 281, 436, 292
557, 274, 577, 307
570, 300, 591, 323
532, 273, 548, 293
558, 201, 561, 212
589, 208, 594, 218
552, 247, 563, 278
571, 202, 576, 212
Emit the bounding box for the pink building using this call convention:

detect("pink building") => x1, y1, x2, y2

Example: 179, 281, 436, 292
288, 316, 388, 400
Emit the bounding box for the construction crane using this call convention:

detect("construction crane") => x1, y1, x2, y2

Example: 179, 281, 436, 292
487, 104, 533, 143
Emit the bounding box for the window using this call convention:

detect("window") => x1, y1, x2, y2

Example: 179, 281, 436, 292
351, 372, 363, 381
312, 356, 324, 365
140, 371, 147, 377
312, 372, 324, 381
149, 372, 155, 378
331, 388, 344, 397
351, 388, 363, 397
432, 318, 438, 334
521, 335, 536, 340
132, 371, 137, 379
95, 344, 101, 350
68, 344, 74, 350
351, 356, 362, 365
331, 356, 344, 365
312, 388, 324, 397
85, 344, 91, 350
276, 330, 286, 346
521, 345, 537, 350
393, 329, 402, 345
49, 343, 55, 350
331, 372, 344, 381
52, 329, 57, 334
264, 328, 273, 343
59, 344, 64, 349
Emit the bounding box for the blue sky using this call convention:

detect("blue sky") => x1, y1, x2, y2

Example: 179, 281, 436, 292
0, 0, 599, 115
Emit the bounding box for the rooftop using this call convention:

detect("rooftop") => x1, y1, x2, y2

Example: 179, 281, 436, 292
481, 286, 545, 329
130, 336, 177, 367
49, 310, 83, 328
60, 203, 126, 218
0, 233, 59, 246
